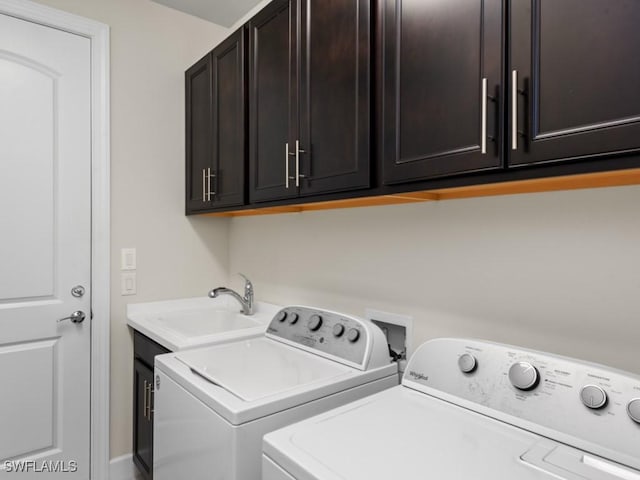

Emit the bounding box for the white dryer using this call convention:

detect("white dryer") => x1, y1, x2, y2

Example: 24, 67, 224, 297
263, 338, 640, 480
153, 306, 398, 480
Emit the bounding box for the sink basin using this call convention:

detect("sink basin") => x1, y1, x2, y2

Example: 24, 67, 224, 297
127, 297, 281, 351
154, 309, 261, 338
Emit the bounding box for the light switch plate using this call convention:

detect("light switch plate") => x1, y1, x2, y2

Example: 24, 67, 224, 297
121, 248, 136, 270
121, 272, 137, 296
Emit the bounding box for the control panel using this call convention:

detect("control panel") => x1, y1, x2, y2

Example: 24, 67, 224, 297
266, 306, 389, 370
403, 338, 640, 471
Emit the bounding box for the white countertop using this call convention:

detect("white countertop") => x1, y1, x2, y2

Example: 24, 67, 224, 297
126, 296, 281, 351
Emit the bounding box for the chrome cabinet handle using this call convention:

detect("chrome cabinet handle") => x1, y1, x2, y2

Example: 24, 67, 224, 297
146, 383, 152, 420
295, 140, 306, 186
143, 380, 148, 420
206, 168, 216, 201
285, 143, 290, 188
481, 77, 488, 154
202, 169, 206, 202
57, 310, 86, 324
512, 70, 518, 151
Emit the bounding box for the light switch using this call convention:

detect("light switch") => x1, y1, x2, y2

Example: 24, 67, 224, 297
121, 272, 137, 296
121, 248, 136, 270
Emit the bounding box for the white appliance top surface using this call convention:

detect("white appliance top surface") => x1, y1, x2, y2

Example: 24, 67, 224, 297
126, 297, 281, 350
176, 337, 355, 402
264, 386, 640, 480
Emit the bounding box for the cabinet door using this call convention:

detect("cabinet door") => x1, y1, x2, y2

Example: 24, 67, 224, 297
510, 0, 640, 166
211, 29, 246, 208
381, 0, 503, 185
249, 0, 299, 203
133, 359, 153, 479
298, 0, 371, 196
185, 54, 214, 213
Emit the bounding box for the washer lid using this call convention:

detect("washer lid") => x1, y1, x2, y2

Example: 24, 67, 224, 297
264, 387, 640, 480
175, 337, 355, 402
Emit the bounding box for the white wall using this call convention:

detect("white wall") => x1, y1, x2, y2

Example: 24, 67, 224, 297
35, 0, 231, 458
229, 185, 640, 375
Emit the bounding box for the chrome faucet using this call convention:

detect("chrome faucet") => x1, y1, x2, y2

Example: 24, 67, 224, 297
208, 273, 254, 315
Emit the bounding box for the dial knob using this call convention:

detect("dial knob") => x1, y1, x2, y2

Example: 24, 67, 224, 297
276, 311, 287, 322
333, 323, 345, 337
347, 328, 360, 343
458, 353, 477, 374
308, 314, 323, 331
580, 385, 608, 409
627, 398, 640, 424
288, 312, 299, 324
508, 362, 540, 391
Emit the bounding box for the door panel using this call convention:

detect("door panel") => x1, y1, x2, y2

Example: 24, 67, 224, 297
212, 30, 246, 208
510, 0, 640, 166
0, 13, 91, 476
0, 340, 57, 459
382, 0, 503, 184
249, 0, 299, 203
0, 54, 55, 299
298, 0, 370, 196
185, 54, 214, 212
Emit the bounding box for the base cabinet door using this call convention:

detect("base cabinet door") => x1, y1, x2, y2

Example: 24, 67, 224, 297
509, 0, 640, 167
133, 359, 153, 479
381, 0, 503, 185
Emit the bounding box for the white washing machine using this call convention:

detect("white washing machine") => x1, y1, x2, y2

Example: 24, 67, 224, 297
263, 338, 640, 480
153, 306, 398, 480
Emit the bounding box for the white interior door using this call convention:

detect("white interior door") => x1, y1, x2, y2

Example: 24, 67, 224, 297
0, 12, 91, 477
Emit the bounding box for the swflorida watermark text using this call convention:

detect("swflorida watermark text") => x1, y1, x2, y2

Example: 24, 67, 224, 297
3, 460, 78, 473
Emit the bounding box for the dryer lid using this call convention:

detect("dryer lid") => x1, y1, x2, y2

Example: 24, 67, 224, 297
175, 337, 355, 402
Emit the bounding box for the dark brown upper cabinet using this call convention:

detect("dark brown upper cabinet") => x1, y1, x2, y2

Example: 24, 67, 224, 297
249, 0, 371, 203
509, 0, 640, 167
381, 0, 504, 185
185, 29, 246, 214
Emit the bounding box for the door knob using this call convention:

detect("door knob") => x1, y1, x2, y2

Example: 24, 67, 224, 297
58, 310, 86, 324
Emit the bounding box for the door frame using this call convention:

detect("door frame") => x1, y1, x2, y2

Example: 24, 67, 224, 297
0, 1, 111, 479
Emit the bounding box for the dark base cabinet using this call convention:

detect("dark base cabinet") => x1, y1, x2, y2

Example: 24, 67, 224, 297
132, 331, 170, 480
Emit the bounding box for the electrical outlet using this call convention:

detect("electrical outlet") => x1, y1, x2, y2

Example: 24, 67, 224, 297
365, 309, 413, 375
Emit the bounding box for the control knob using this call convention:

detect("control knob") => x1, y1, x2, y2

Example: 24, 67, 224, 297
458, 353, 477, 374
628, 398, 640, 424
347, 328, 360, 343
580, 385, 608, 410
288, 312, 299, 324
276, 311, 287, 322
333, 324, 345, 337
308, 314, 323, 331
508, 362, 540, 391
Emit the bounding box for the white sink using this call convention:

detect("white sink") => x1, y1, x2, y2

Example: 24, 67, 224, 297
127, 297, 281, 351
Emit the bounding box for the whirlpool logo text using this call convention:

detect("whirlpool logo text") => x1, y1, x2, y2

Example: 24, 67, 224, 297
408, 371, 429, 382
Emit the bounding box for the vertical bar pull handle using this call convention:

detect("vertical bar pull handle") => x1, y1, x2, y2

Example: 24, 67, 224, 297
512, 70, 518, 151
295, 140, 300, 187
285, 143, 290, 189
143, 380, 148, 420
481, 77, 488, 154
145, 382, 151, 421
202, 169, 206, 202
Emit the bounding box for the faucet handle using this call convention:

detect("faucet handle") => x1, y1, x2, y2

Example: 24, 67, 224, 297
238, 273, 253, 295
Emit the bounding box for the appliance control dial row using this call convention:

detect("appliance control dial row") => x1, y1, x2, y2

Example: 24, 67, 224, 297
509, 362, 540, 391
580, 385, 608, 410
628, 398, 640, 423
